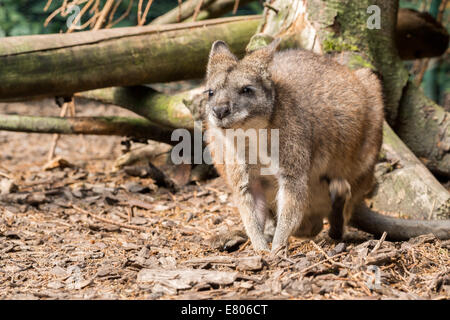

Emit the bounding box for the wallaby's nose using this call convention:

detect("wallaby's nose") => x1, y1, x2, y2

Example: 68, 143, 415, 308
213, 106, 230, 120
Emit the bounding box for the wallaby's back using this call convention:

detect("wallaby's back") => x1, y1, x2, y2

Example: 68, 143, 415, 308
269, 49, 384, 189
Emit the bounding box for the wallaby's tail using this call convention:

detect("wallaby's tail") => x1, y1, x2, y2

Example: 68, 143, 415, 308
350, 203, 450, 240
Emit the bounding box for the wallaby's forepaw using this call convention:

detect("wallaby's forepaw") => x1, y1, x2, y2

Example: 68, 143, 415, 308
270, 244, 288, 258
251, 242, 270, 254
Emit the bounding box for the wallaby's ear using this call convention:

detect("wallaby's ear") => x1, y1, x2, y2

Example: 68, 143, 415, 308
210, 40, 232, 56
207, 40, 238, 79
242, 38, 281, 75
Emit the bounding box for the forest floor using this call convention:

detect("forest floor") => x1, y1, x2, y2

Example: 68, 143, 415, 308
0, 99, 449, 300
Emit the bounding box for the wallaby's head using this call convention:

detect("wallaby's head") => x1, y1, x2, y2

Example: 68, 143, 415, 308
204, 39, 280, 129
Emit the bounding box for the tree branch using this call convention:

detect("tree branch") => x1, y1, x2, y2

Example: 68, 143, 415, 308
183, 0, 254, 22
0, 16, 259, 101
0, 114, 176, 145
150, 0, 216, 25
76, 85, 205, 130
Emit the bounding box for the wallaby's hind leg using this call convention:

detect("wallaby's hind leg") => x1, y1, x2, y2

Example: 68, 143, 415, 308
328, 179, 351, 240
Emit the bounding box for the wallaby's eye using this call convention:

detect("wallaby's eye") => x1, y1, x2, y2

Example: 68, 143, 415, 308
204, 89, 214, 98
241, 86, 254, 95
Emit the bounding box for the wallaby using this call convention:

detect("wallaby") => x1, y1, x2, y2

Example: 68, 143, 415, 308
204, 39, 450, 253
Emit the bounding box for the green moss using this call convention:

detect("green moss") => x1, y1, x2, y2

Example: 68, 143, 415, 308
322, 36, 359, 53
348, 54, 376, 70
246, 33, 274, 52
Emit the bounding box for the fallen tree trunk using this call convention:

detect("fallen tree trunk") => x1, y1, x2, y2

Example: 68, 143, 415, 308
77, 86, 202, 130
0, 114, 176, 145
0, 16, 259, 101
370, 123, 450, 220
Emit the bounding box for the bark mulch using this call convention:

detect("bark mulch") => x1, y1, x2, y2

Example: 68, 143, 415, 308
0, 100, 448, 300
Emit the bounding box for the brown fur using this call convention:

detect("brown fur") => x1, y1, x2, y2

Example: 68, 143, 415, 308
204, 40, 383, 252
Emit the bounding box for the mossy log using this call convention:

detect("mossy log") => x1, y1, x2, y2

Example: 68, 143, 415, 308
77, 86, 203, 130
0, 114, 175, 145
370, 123, 450, 220
0, 16, 259, 101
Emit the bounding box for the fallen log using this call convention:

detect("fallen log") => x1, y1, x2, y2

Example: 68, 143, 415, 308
369, 123, 450, 221
77, 86, 202, 130
0, 16, 259, 101
0, 114, 176, 145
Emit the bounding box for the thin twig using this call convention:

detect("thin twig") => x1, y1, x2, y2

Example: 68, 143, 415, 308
93, 0, 115, 30
177, 0, 183, 22
428, 199, 437, 220
237, 239, 250, 252
106, 0, 134, 28
108, 0, 122, 25
44, 6, 64, 27
72, 204, 150, 232
232, 0, 240, 14
90, 0, 100, 14
0, 171, 12, 180
415, 58, 430, 86
47, 102, 69, 162
298, 252, 348, 275
60, 0, 72, 18
128, 206, 133, 224
139, 0, 154, 26
310, 240, 349, 269
138, 0, 144, 25
192, 0, 204, 21
263, 3, 279, 14
80, 11, 101, 29
44, 0, 54, 12
369, 231, 387, 255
